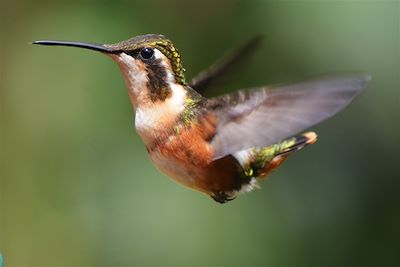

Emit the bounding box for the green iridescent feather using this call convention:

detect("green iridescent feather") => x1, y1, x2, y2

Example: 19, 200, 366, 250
244, 133, 316, 178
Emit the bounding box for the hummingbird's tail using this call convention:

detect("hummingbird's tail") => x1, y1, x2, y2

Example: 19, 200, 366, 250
243, 131, 317, 179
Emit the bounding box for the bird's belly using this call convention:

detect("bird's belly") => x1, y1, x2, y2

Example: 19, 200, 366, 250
147, 131, 214, 193
149, 151, 202, 191
143, 117, 246, 197
147, 138, 247, 197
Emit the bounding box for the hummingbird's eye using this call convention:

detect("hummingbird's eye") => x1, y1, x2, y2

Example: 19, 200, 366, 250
139, 47, 154, 60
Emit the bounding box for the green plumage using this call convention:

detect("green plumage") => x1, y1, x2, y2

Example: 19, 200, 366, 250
244, 132, 317, 178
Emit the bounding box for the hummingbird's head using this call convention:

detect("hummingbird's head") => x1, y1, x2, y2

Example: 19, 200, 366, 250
34, 34, 187, 107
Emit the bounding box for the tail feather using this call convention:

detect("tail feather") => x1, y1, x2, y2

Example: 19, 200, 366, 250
277, 131, 317, 156
244, 131, 317, 178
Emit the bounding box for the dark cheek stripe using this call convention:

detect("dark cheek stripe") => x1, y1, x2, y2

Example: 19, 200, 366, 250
146, 59, 171, 101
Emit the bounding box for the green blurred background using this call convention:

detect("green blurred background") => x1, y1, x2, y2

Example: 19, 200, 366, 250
1, 0, 399, 266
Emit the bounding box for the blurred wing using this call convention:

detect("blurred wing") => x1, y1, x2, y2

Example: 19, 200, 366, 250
206, 75, 370, 160
190, 35, 263, 94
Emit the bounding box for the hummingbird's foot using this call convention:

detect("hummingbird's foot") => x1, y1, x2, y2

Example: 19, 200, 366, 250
211, 191, 236, 204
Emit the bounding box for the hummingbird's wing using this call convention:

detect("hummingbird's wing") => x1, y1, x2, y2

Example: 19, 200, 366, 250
190, 36, 262, 95
205, 75, 370, 160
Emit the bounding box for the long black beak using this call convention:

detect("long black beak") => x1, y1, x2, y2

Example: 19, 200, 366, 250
32, 40, 114, 53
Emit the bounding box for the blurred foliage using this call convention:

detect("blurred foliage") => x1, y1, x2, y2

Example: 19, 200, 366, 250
1, 0, 399, 266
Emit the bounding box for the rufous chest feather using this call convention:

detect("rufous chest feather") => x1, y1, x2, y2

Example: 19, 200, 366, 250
149, 114, 218, 166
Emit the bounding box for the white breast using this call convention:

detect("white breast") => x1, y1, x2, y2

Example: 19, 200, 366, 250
135, 83, 187, 143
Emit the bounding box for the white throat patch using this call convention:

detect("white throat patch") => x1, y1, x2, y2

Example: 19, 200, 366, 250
135, 83, 187, 135
114, 52, 149, 106
111, 49, 186, 144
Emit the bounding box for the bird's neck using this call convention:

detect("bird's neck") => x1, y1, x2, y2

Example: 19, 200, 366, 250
110, 52, 203, 146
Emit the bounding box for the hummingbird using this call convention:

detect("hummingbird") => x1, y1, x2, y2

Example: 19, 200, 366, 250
33, 34, 369, 203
